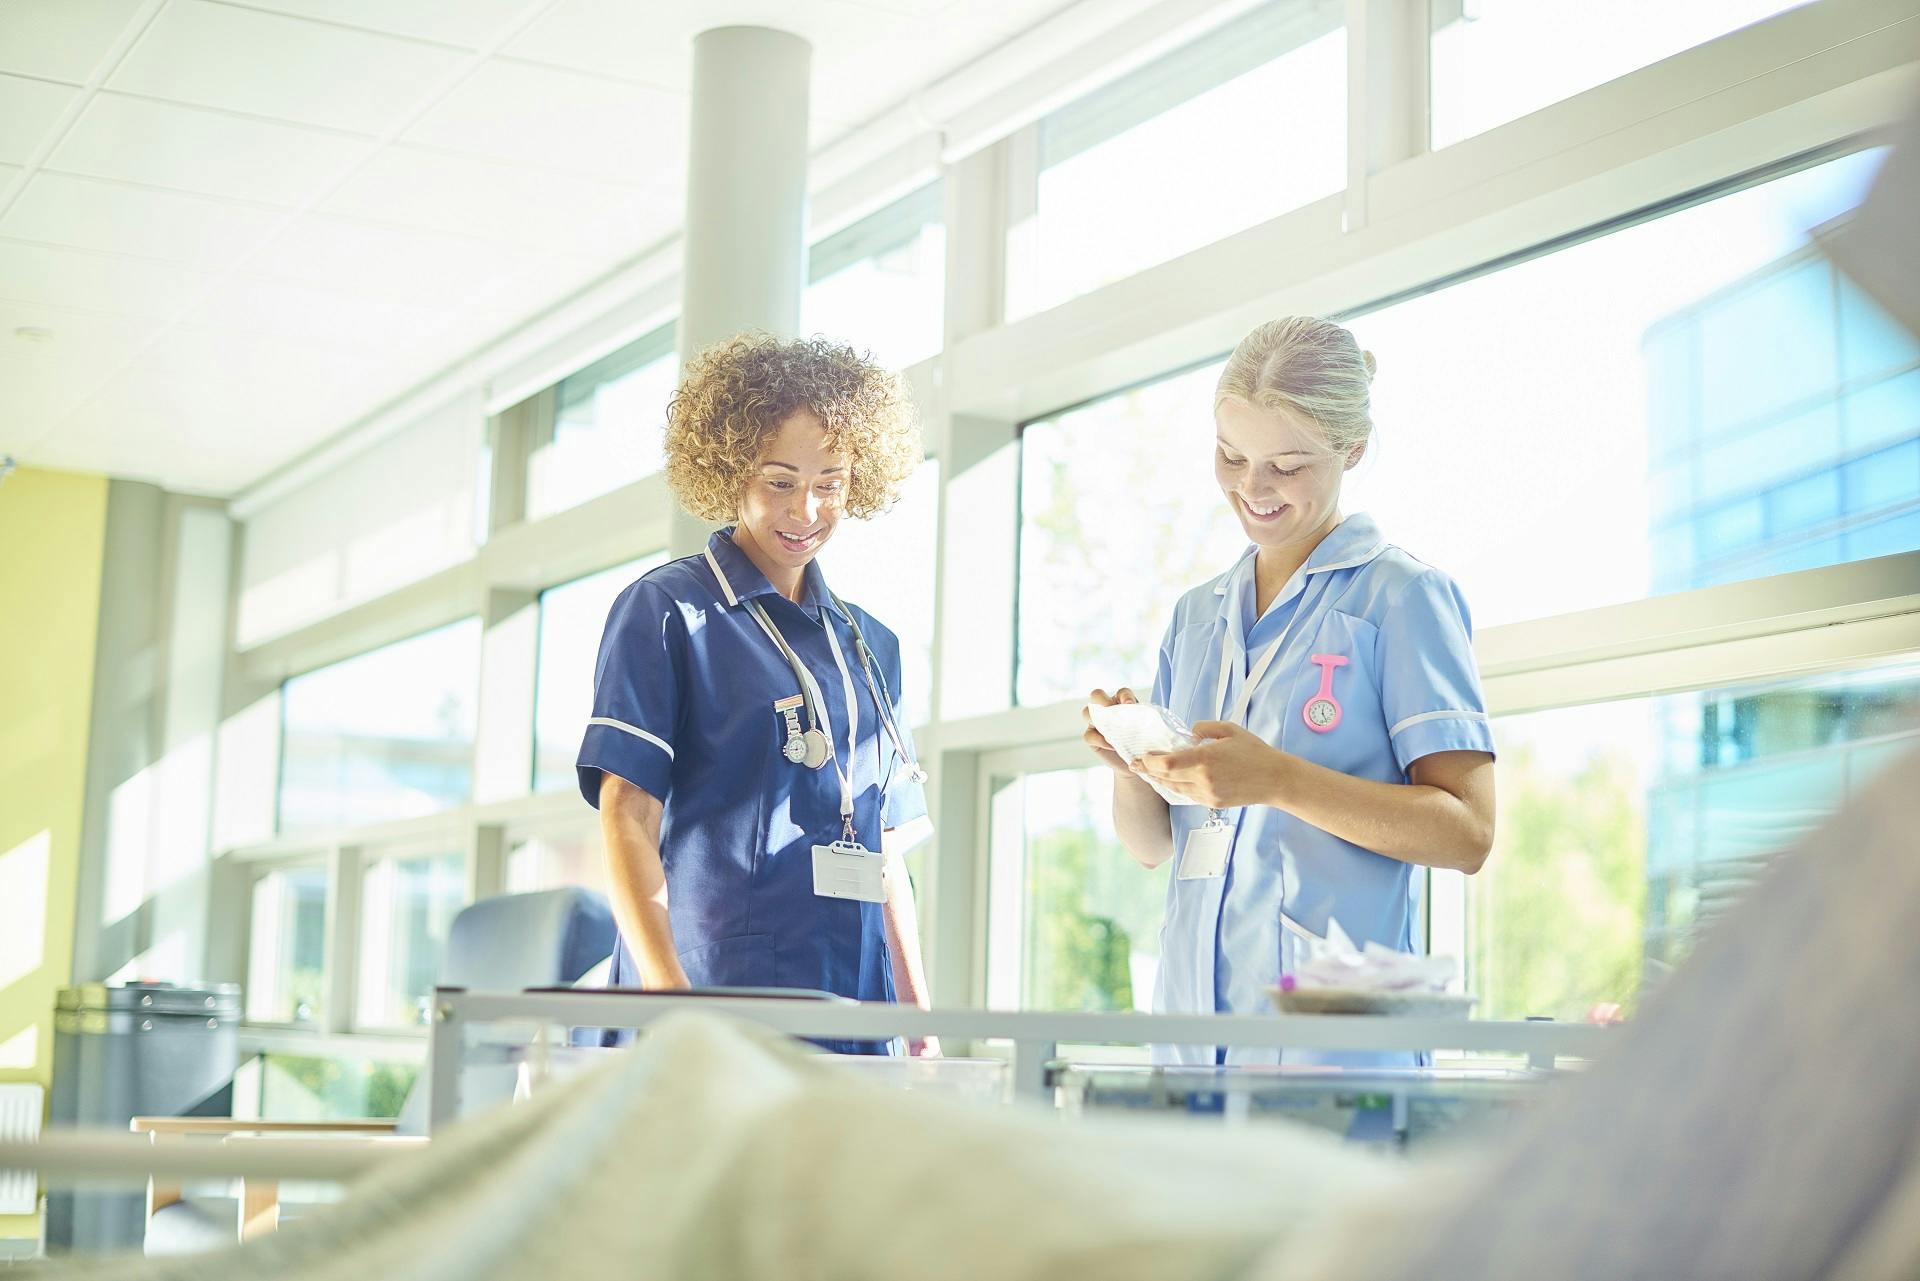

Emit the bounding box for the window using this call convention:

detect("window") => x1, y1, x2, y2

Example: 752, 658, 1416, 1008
1006, 1, 1346, 320
278, 619, 482, 833
505, 824, 606, 896
1461, 660, 1920, 1023
533, 556, 665, 794
356, 850, 465, 1030
1430, 0, 1813, 149
816, 459, 940, 726
986, 764, 1171, 1012
1016, 362, 1245, 706
803, 184, 945, 371
245, 866, 327, 1025
1339, 147, 1910, 626
526, 323, 679, 520
256, 1054, 418, 1120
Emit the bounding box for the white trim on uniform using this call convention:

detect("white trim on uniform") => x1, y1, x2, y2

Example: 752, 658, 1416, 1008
703, 547, 739, 606
586, 717, 677, 758
1387, 708, 1492, 738
1306, 544, 1387, 576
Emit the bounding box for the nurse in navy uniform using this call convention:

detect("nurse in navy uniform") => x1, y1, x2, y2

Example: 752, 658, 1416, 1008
577, 334, 936, 1054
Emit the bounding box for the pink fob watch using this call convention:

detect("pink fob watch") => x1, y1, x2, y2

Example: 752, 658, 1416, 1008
1302, 654, 1348, 732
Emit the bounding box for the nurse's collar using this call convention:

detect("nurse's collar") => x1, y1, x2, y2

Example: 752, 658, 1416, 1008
1214, 513, 1386, 595
703, 529, 832, 617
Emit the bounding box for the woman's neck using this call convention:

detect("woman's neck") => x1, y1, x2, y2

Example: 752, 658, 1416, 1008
1252, 512, 1342, 617
731, 527, 808, 603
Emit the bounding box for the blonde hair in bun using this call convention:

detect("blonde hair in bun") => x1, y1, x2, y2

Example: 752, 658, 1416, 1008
1216, 317, 1374, 457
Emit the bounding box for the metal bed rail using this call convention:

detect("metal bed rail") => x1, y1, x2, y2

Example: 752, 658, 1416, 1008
426, 988, 1609, 1128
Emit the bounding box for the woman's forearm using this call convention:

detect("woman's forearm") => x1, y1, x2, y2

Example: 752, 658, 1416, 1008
1267, 752, 1494, 873
598, 773, 691, 989
881, 851, 931, 1007
1113, 772, 1175, 868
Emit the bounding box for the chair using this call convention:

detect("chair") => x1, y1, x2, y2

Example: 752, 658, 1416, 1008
137, 888, 615, 1255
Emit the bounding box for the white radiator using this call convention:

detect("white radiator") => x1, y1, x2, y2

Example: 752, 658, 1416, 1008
0, 1083, 43, 1215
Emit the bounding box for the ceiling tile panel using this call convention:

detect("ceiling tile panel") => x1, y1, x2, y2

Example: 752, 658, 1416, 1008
50, 92, 373, 206
232, 0, 541, 51
182, 275, 458, 356
0, 73, 80, 165
321, 143, 643, 245
0, 171, 287, 263
245, 213, 519, 307
0, 239, 206, 320
0, 299, 160, 450
504, 0, 909, 89
0, 0, 144, 84
108, 0, 467, 135
48, 328, 395, 490
404, 59, 687, 178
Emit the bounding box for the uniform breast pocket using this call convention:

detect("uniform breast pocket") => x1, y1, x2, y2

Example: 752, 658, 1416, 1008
1281, 610, 1384, 774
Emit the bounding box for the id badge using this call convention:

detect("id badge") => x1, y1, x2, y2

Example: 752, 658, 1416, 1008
812, 839, 888, 902
1177, 819, 1234, 880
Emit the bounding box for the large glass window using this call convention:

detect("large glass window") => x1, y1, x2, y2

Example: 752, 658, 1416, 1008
257, 1054, 418, 1120
355, 850, 465, 1030
245, 866, 327, 1025
986, 764, 1171, 1012
1464, 660, 1920, 1024
533, 556, 665, 794
816, 459, 941, 727
278, 619, 482, 833
526, 324, 679, 521
1006, 1, 1346, 320
1430, 0, 1813, 149
1338, 148, 1910, 628
803, 184, 945, 371
1016, 363, 1245, 706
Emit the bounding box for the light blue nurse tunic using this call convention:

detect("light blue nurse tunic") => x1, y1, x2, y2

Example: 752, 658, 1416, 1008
1150, 513, 1496, 1066
576, 529, 927, 1049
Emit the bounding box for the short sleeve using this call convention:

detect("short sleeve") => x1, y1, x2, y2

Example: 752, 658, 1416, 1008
577, 581, 684, 808
1150, 611, 1179, 706
1376, 569, 1497, 774
879, 638, 929, 832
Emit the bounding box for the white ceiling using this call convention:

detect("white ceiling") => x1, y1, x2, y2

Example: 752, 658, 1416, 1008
0, 0, 1068, 495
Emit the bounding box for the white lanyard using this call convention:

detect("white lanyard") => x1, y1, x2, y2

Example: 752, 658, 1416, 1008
1213, 617, 1300, 730
744, 599, 861, 839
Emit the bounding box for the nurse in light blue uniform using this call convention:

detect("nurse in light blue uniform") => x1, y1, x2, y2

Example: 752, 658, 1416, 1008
1084, 317, 1497, 1067
578, 334, 935, 1055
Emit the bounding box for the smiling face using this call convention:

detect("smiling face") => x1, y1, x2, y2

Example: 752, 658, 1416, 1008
733, 409, 849, 578
1213, 395, 1362, 554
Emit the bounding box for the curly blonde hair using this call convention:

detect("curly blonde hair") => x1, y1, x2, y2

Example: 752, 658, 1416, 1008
664, 333, 920, 522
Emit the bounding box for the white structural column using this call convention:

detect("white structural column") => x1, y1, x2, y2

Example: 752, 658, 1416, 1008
669, 25, 814, 558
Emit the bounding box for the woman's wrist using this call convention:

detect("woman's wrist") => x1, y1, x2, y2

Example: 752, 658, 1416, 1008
1262, 746, 1301, 812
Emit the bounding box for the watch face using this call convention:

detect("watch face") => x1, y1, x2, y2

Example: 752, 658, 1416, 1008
1306, 698, 1338, 728
801, 728, 831, 769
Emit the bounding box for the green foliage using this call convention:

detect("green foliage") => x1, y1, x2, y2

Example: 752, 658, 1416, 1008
1471, 745, 1647, 1022
263, 1054, 419, 1119
1024, 823, 1168, 1011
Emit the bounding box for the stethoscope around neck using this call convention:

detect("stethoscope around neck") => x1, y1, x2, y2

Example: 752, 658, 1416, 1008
740, 591, 927, 789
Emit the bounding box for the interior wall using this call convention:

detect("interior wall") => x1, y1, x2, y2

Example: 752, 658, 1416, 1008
70, 484, 234, 992
0, 466, 108, 1241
